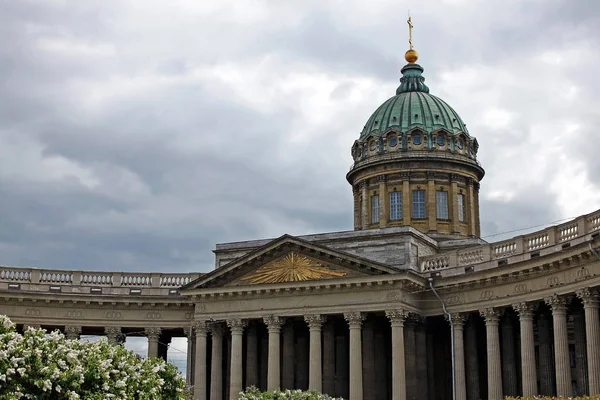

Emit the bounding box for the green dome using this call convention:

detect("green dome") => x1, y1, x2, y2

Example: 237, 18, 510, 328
359, 63, 469, 140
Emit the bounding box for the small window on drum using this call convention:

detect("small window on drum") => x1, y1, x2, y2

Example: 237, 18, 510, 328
369, 141, 377, 151
437, 136, 445, 146
457, 139, 464, 150
412, 134, 422, 145
388, 136, 398, 147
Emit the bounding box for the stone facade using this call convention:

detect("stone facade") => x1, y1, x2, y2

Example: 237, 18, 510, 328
0, 208, 599, 400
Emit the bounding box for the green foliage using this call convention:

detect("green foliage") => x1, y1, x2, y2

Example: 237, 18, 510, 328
238, 386, 344, 400
0, 315, 188, 400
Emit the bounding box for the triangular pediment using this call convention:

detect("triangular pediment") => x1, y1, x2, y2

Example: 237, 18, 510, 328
181, 234, 399, 290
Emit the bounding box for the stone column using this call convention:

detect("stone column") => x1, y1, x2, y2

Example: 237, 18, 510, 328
545, 295, 572, 397
210, 323, 224, 400
427, 172, 436, 231
501, 312, 518, 396
185, 327, 196, 385
449, 314, 467, 400
404, 318, 417, 400
305, 315, 325, 393
322, 320, 336, 396
344, 312, 364, 400
227, 319, 246, 400
415, 321, 429, 400
264, 316, 283, 391
145, 327, 161, 358
105, 326, 123, 345
513, 302, 538, 397
480, 308, 502, 400
537, 311, 555, 395
401, 172, 410, 226
246, 323, 259, 388
450, 174, 460, 233
464, 316, 480, 400
578, 288, 600, 395
466, 178, 476, 236
64, 325, 82, 340
573, 311, 589, 395
378, 175, 388, 227
194, 321, 208, 400
386, 309, 408, 400
360, 180, 368, 229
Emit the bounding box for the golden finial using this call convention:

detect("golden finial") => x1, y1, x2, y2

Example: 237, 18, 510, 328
405, 13, 419, 63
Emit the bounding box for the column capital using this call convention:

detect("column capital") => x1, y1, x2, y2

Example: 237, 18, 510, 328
576, 287, 599, 307
304, 314, 326, 330
544, 294, 569, 313
227, 318, 247, 334
513, 302, 538, 319
344, 311, 365, 328
400, 171, 410, 180
193, 320, 209, 335
426, 171, 436, 180
446, 313, 466, 327
359, 180, 368, 189
64, 325, 82, 339
183, 326, 195, 339
385, 309, 408, 326
209, 322, 225, 337
377, 174, 386, 183
145, 327, 161, 340
479, 308, 500, 324
105, 326, 124, 343
263, 315, 284, 332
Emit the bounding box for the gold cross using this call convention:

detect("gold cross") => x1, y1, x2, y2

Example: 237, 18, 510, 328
407, 16, 414, 50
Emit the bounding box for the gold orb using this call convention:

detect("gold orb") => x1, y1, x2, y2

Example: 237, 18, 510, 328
405, 49, 419, 63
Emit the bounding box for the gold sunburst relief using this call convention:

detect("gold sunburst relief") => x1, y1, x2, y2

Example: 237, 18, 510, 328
240, 252, 346, 284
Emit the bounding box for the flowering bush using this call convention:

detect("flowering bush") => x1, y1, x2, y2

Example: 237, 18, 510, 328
238, 386, 344, 400
0, 315, 187, 400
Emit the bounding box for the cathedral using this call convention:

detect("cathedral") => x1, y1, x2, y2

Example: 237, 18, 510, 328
1, 20, 599, 400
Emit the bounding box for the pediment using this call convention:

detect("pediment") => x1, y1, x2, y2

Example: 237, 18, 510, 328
181, 234, 399, 290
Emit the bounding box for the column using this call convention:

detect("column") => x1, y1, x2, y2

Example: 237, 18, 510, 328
401, 172, 410, 226
537, 311, 555, 395
105, 326, 122, 345
466, 178, 476, 236
415, 321, 429, 400
545, 295, 572, 397
573, 311, 588, 395
227, 319, 246, 400
449, 174, 460, 233
386, 309, 408, 400
480, 308, 502, 400
64, 325, 82, 340
344, 312, 364, 400
449, 314, 467, 400
264, 315, 283, 391
464, 316, 480, 400
427, 172, 436, 231
501, 312, 518, 396
360, 180, 368, 229
210, 323, 224, 400
513, 302, 538, 397
305, 315, 325, 393
353, 185, 361, 230
578, 288, 600, 395
322, 320, 336, 396
145, 327, 161, 358
185, 327, 196, 385
404, 318, 417, 400
194, 321, 208, 400
378, 175, 388, 227
246, 323, 259, 388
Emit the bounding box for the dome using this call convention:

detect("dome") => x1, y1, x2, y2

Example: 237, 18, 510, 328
360, 63, 469, 140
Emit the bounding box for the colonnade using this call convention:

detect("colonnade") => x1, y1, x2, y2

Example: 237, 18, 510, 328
186, 288, 599, 400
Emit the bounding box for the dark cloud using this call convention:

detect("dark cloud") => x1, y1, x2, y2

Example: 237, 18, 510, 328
0, 0, 598, 273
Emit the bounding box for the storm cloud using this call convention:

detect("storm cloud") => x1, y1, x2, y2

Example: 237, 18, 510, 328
1, 0, 599, 272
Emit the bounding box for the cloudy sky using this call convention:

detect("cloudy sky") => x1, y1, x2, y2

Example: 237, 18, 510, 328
1, 0, 599, 274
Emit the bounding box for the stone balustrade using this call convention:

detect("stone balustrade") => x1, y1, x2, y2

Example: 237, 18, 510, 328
0, 267, 202, 296
421, 208, 600, 275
